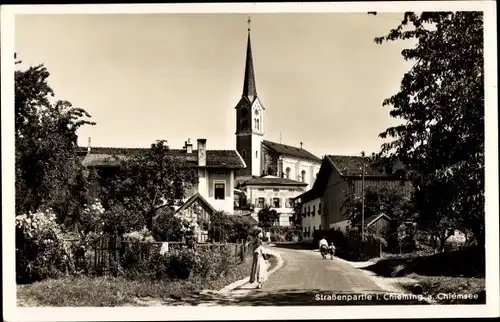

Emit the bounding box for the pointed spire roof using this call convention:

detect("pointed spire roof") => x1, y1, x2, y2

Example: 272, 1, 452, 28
243, 17, 257, 102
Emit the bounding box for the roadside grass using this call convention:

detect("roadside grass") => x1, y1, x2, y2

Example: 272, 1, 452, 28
17, 256, 254, 307
363, 247, 485, 304
399, 274, 486, 304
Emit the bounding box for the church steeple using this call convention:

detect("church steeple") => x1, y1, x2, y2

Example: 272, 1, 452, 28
243, 17, 257, 102
235, 17, 264, 178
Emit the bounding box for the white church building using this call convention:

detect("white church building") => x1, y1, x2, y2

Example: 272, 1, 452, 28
233, 20, 322, 226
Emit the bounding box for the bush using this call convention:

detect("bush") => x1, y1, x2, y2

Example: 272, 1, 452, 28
152, 209, 184, 242
77, 199, 106, 236
101, 203, 145, 235
269, 226, 296, 242
120, 232, 160, 274
208, 212, 253, 243
193, 246, 233, 280
120, 244, 235, 283
165, 249, 197, 279
16, 210, 70, 283
122, 227, 155, 243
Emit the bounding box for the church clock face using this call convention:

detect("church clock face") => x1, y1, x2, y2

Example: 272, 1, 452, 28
254, 109, 259, 116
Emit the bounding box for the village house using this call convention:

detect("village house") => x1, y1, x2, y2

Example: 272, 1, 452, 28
294, 155, 411, 234
77, 138, 247, 241
237, 175, 307, 227
295, 188, 322, 241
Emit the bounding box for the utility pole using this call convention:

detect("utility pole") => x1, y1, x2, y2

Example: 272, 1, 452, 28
361, 152, 366, 242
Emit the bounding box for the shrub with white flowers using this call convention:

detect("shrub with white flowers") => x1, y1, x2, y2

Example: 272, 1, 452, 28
174, 211, 200, 236
122, 227, 155, 243
16, 209, 69, 283
79, 199, 106, 235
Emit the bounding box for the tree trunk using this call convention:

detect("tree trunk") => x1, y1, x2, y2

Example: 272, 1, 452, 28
473, 229, 485, 249
438, 236, 446, 253
147, 210, 154, 231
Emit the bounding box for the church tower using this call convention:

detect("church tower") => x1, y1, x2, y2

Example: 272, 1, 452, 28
235, 17, 264, 177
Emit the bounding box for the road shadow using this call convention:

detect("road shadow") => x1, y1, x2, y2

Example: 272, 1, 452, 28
273, 243, 313, 251
364, 247, 485, 278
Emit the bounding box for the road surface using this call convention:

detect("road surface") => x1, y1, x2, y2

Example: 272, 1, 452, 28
162, 245, 428, 306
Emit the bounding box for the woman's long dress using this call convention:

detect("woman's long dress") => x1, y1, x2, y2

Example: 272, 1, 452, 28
249, 245, 268, 284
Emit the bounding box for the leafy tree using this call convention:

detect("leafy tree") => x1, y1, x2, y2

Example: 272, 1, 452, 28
371, 12, 484, 248
289, 200, 304, 238
152, 208, 184, 242
208, 211, 252, 243
341, 185, 414, 249
15, 56, 95, 220
107, 140, 198, 230
341, 185, 413, 227
257, 205, 280, 230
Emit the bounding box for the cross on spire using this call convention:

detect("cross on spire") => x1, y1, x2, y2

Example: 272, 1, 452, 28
247, 16, 251, 32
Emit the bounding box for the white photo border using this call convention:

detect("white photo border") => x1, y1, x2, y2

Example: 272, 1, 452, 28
2, 1, 498, 321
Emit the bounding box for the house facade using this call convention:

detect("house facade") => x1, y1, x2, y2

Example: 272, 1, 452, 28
233, 20, 322, 192
79, 138, 246, 215
296, 190, 322, 241
238, 176, 307, 227
294, 155, 411, 233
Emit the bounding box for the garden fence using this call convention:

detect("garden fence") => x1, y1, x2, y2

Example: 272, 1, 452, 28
68, 235, 252, 276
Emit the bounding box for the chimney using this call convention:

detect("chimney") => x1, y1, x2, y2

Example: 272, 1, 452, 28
197, 139, 207, 167
300, 141, 303, 149
87, 137, 92, 153
185, 138, 193, 154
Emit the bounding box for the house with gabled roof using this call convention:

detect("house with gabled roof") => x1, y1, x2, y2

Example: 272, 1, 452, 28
294, 155, 411, 234
77, 138, 246, 215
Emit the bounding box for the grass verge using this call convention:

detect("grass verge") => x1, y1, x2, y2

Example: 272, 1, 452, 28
399, 274, 486, 304
362, 247, 485, 304
17, 257, 254, 307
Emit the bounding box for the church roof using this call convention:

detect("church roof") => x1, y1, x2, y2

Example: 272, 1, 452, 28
240, 175, 308, 187
77, 147, 246, 169
262, 140, 321, 162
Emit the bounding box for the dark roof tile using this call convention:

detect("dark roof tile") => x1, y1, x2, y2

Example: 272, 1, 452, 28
327, 155, 404, 177
241, 176, 308, 187
262, 140, 320, 162
78, 146, 246, 169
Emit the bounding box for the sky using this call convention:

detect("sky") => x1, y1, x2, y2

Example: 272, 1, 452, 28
15, 12, 416, 158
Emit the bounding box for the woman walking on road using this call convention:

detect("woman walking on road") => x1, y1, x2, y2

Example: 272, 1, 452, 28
249, 231, 269, 289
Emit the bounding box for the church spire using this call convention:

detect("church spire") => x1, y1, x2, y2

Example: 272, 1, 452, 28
243, 16, 257, 102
